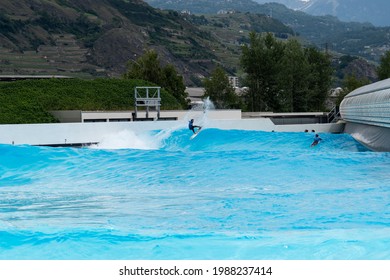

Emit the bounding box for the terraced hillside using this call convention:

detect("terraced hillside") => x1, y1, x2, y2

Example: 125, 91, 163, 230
0, 0, 294, 84
0, 34, 100, 78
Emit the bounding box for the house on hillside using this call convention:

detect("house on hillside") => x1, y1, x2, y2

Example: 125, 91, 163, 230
217, 10, 235, 15
228, 76, 240, 88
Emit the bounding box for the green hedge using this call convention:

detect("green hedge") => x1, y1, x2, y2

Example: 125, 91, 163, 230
0, 78, 182, 124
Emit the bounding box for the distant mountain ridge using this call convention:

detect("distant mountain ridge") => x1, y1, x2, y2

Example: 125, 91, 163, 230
147, 0, 390, 27
253, 0, 390, 26
145, 0, 390, 64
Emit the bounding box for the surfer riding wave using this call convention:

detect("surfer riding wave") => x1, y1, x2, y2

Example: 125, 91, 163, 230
188, 119, 201, 134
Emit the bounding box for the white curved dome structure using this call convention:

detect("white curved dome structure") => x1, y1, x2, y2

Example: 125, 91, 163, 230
340, 78, 390, 151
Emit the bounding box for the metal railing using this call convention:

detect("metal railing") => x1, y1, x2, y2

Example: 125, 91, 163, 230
327, 106, 340, 123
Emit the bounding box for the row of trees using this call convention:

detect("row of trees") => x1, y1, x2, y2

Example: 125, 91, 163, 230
124, 32, 390, 113
204, 33, 390, 111
126, 33, 333, 112
203, 33, 333, 112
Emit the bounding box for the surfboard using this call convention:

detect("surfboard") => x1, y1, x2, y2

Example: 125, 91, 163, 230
190, 128, 202, 140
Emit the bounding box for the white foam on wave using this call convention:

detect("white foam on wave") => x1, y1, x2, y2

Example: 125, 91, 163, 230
90, 97, 217, 150
183, 96, 215, 128
90, 130, 161, 150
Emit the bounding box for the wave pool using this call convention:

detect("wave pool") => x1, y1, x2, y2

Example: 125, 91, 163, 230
0, 127, 389, 260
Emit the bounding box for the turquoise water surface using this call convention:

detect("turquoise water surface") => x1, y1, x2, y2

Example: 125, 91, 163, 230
0, 128, 389, 260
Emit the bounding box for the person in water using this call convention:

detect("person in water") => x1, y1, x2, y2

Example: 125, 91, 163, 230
188, 119, 201, 134
311, 134, 322, 147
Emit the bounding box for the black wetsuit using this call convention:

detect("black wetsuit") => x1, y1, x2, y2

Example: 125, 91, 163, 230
189, 120, 200, 134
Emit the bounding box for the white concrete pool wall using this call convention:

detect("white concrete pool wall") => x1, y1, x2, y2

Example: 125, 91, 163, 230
81, 109, 242, 122
0, 118, 344, 146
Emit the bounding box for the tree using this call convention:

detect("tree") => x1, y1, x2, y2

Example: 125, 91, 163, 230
123, 49, 162, 83
203, 66, 238, 109
377, 51, 390, 80
240, 32, 285, 112
123, 49, 188, 107
278, 39, 309, 112
304, 47, 333, 111
240, 32, 333, 112
161, 64, 187, 108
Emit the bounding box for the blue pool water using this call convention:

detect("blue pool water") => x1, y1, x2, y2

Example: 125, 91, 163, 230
0, 128, 389, 260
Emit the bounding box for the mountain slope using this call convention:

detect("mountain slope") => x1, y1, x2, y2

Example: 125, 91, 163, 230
0, 0, 293, 85
1, 0, 213, 79
145, 0, 390, 63
145, 0, 262, 14
253, 0, 390, 26
302, 0, 390, 27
